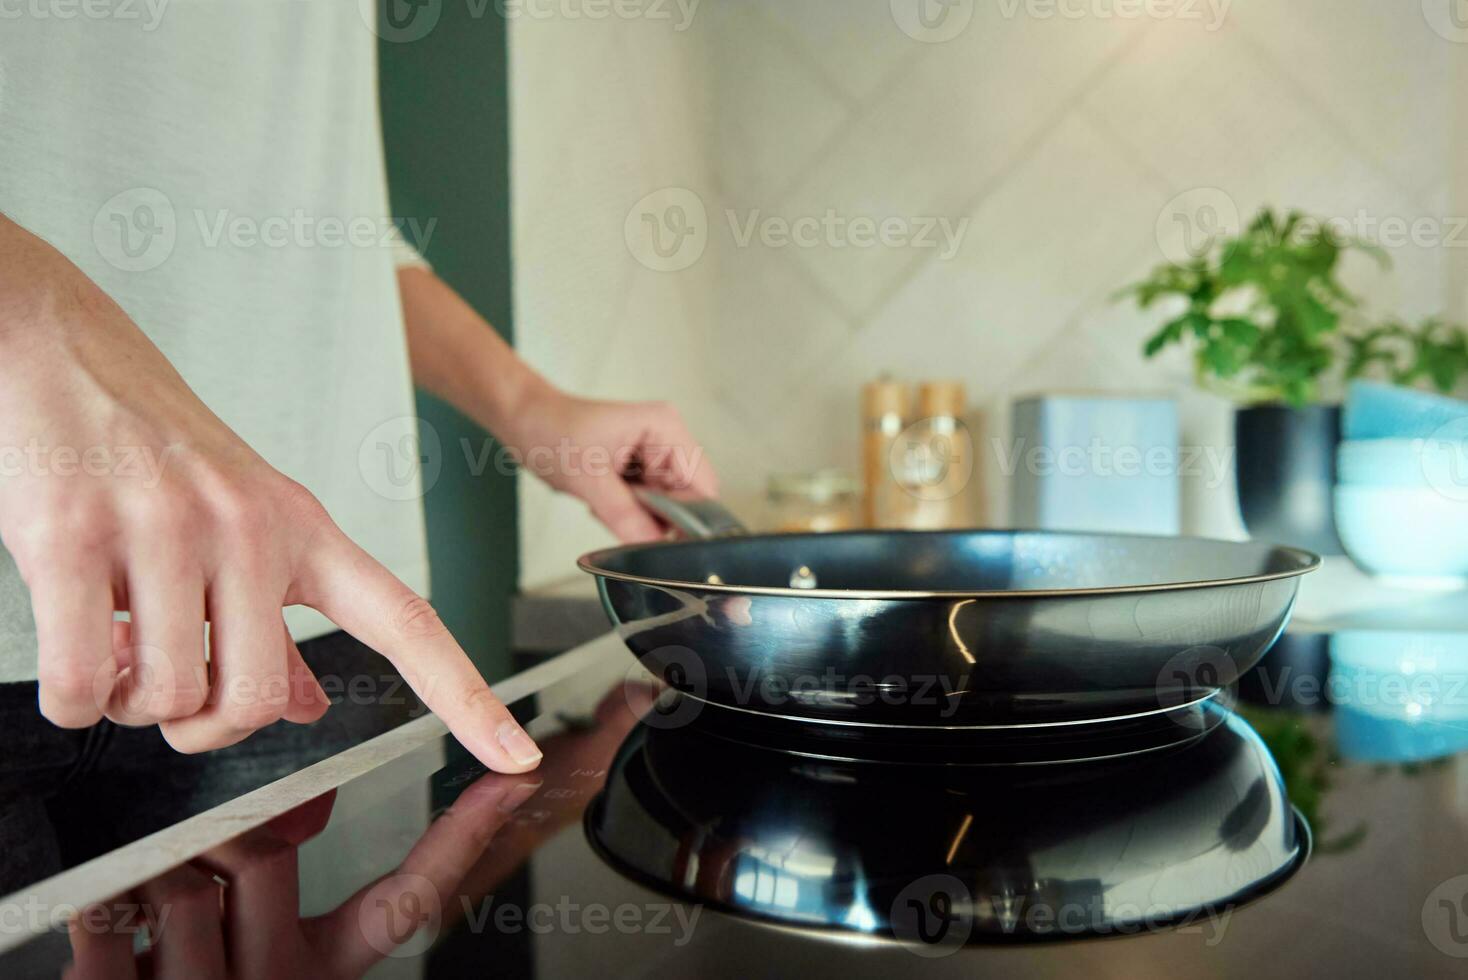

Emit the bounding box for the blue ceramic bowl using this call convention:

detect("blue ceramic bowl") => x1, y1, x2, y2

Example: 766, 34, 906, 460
1334, 482, 1468, 586
1344, 381, 1468, 441
1336, 438, 1460, 488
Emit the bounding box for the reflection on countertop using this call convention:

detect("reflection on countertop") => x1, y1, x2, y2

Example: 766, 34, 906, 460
4, 627, 1468, 978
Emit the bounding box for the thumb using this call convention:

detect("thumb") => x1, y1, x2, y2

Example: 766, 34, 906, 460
281, 627, 331, 725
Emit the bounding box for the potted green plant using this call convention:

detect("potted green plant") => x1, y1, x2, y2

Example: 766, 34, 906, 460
1344, 317, 1468, 392
1118, 208, 1468, 554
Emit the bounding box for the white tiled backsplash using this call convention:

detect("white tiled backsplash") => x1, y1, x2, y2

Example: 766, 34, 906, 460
511, 0, 1467, 589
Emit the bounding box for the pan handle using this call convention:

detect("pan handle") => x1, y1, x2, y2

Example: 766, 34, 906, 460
633, 487, 749, 539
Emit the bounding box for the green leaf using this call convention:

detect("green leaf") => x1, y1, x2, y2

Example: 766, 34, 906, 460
1202, 346, 1238, 377
1112, 204, 1447, 404
1219, 318, 1261, 346
1143, 317, 1187, 358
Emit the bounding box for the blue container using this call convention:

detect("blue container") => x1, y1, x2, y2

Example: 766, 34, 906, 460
1009, 395, 1180, 535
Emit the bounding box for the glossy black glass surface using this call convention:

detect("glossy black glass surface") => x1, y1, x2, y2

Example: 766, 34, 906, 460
3, 629, 1467, 978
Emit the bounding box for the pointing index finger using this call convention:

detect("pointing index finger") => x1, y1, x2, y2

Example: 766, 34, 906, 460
297, 531, 541, 773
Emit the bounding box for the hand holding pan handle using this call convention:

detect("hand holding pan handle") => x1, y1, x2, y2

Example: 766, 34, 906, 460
633, 487, 749, 539
632, 489, 821, 589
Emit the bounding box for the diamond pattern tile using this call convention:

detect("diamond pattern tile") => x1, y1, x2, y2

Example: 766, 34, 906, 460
703, 1, 852, 204
1084, 20, 1403, 220
1230, 0, 1452, 204
511, 5, 1461, 587
703, 233, 856, 455
772, 9, 1147, 318
751, 0, 922, 105
845, 112, 1170, 387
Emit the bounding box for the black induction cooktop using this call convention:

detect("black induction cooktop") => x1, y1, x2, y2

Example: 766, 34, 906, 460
3, 629, 1468, 977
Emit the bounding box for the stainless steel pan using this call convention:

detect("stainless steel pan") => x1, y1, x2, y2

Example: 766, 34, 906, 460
578, 493, 1319, 728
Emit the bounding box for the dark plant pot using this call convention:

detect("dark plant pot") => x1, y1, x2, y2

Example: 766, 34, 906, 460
1234, 403, 1343, 555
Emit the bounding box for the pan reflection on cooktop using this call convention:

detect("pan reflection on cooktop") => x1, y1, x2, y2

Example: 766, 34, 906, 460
586, 707, 1309, 948
650, 686, 1234, 766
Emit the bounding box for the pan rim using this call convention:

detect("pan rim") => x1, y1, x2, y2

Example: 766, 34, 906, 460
669, 686, 1226, 729
576, 526, 1322, 600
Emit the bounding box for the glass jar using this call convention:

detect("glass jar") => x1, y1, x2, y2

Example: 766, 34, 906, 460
765, 470, 860, 533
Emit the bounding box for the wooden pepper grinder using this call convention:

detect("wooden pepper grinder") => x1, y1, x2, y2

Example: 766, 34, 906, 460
902, 380, 970, 530
861, 379, 910, 528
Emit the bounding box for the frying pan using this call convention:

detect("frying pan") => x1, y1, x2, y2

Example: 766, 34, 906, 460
578, 492, 1319, 728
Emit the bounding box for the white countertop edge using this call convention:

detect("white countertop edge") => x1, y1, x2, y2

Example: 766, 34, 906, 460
0, 636, 618, 955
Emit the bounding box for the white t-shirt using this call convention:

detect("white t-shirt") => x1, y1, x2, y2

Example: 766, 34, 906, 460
0, 2, 431, 681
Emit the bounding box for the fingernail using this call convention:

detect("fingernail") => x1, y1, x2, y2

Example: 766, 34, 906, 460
496, 720, 543, 767
499, 780, 542, 814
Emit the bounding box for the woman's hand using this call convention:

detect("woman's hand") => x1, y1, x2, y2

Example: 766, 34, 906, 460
508, 390, 719, 543
0, 217, 540, 772
398, 267, 718, 544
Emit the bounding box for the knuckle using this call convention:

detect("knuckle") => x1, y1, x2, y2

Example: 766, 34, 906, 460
166, 680, 209, 719
277, 478, 329, 525
38, 699, 102, 729
458, 684, 504, 717
393, 594, 448, 640
131, 492, 200, 538
111, 655, 208, 723
108, 696, 173, 728
236, 833, 295, 873
38, 661, 102, 709
209, 484, 272, 538
11, 502, 114, 559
